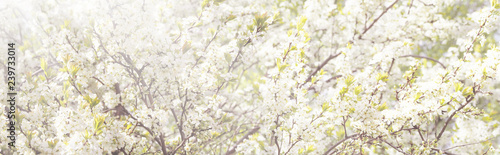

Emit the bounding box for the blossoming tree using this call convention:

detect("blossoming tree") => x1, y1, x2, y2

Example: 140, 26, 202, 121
1, 0, 500, 154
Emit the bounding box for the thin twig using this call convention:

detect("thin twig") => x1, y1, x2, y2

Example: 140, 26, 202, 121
408, 0, 414, 14
323, 134, 359, 155
400, 54, 446, 69
444, 137, 493, 151
436, 96, 473, 141
381, 139, 409, 155
358, 0, 400, 39
301, 52, 342, 87
225, 126, 260, 155
65, 35, 79, 53
284, 138, 301, 155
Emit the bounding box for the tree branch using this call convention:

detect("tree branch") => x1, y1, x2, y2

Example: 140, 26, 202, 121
284, 137, 301, 155
323, 134, 358, 155
358, 0, 400, 39
301, 52, 342, 87
399, 54, 446, 69
225, 126, 260, 155
381, 139, 409, 155
443, 137, 493, 151
436, 96, 473, 141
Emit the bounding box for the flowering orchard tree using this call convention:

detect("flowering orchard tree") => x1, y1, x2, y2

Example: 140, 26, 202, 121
1, 0, 500, 154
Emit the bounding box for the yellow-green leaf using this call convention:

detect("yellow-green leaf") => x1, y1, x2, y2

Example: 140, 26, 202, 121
40, 58, 47, 71
376, 73, 389, 82
454, 82, 463, 92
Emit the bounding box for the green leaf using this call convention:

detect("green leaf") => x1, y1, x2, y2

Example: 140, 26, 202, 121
247, 24, 255, 32
492, 0, 500, 9
279, 63, 289, 72
305, 145, 315, 153
93, 115, 106, 135
378, 102, 388, 111
40, 58, 47, 71
344, 75, 355, 86
83, 36, 93, 47
482, 116, 493, 122
300, 49, 305, 59
287, 30, 293, 37
354, 85, 362, 95
126, 123, 133, 130
224, 53, 232, 64
60, 20, 71, 29
90, 97, 100, 108
252, 83, 259, 92
182, 41, 192, 53
298, 148, 304, 154
326, 126, 335, 136
201, 0, 210, 9
454, 82, 464, 92
319, 69, 326, 75
462, 86, 473, 96
26, 131, 35, 142
70, 65, 80, 76
47, 139, 59, 149
305, 105, 312, 113
303, 32, 310, 43
296, 16, 307, 31
226, 14, 236, 22
84, 95, 101, 108
322, 102, 330, 111
414, 92, 423, 101
340, 87, 348, 95
349, 107, 355, 113
84, 129, 92, 139
252, 13, 269, 32
214, 0, 225, 5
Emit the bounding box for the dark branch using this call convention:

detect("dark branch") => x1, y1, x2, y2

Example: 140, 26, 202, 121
323, 134, 358, 155
436, 96, 473, 141
358, 0, 400, 39
302, 52, 342, 87
225, 126, 260, 155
